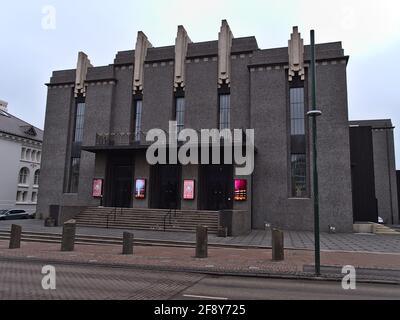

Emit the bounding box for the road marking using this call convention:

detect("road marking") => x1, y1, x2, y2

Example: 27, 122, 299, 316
183, 294, 228, 300
249, 266, 260, 270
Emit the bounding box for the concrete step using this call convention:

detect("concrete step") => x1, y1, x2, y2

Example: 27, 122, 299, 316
75, 218, 218, 225
373, 223, 400, 235
79, 216, 217, 221
75, 223, 218, 233
78, 214, 219, 220
87, 206, 218, 212
74, 207, 220, 234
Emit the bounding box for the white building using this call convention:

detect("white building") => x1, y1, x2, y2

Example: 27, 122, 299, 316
0, 100, 43, 214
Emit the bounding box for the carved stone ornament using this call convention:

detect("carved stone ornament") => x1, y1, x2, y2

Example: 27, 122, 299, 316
75, 52, 92, 97
218, 20, 234, 87
174, 25, 192, 91
133, 31, 153, 93
288, 26, 305, 81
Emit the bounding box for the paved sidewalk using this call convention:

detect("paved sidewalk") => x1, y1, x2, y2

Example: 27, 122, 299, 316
1, 220, 400, 253
1, 240, 400, 282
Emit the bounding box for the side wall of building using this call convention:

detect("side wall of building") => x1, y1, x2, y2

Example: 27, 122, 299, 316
0, 139, 20, 210
349, 119, 399, 225
37, 86, 74, 218
372, 127, 399, 224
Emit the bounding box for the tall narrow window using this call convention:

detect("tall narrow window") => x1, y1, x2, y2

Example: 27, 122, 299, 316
74, 102, 86, 143
175, 97, 185, 134
34, 169, 40, 185
219, 94, 231, 130
67, 98, 86, 193
290, 88, 305, 136
134, 99, 143, 142
69, 158, 81, 193
291, 154, 306, 196
19, 167, 29, 184
289, 86, 307, 197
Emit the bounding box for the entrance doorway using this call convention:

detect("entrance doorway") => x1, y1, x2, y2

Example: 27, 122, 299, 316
200, 165, 233, 211
150, 165, 182, 210
106, 155, 133, 208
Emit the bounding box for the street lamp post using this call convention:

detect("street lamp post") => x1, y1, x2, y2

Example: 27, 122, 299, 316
307, 30, 322, 276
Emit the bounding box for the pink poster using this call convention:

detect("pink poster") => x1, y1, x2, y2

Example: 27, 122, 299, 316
92, 179, 103, 198
183, 180, 195, 200
234, 179, 247, 201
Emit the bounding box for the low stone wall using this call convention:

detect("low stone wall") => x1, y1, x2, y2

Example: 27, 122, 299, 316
47, 205, 87, 226
219, 210, 251, 237
353, 223, 374, 233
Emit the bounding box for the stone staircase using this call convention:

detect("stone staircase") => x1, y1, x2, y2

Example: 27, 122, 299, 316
74, 207, 220, 234
372, 223, 400, 235
354, 222, 400, 235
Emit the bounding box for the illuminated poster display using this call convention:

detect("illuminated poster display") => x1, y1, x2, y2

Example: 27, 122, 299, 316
183, 180, 195, 200
234, 179, 247, 201
135, 179, 146, 199
92, 179, 103, 198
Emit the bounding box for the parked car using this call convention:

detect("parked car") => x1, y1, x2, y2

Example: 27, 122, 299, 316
0, 209, 35, 220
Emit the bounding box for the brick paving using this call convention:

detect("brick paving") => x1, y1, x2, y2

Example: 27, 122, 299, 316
1, 240, 400, 277
1, 219, 400, 253
0, 259, 204, 300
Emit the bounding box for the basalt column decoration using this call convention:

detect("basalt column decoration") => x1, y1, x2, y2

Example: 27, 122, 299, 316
174, 25, 192, 91
133, 31, 153, 94
74, 52, 92, 97
218, 20, 234, 88
288, 26, 305, 82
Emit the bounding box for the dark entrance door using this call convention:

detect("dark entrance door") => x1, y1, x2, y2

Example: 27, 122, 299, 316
106, 155, 133, 208
112, 166, 132, 208
200, 165, 233, 211
150, 165, 181, 210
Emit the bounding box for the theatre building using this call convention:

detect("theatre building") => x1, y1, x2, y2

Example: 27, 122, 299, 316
37, 21, 355, 233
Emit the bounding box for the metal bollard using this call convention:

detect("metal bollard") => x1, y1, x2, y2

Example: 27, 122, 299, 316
122, 232, 134, 255
61, 220, 76, 252
9, 224, 22, 249
272, 229, 284, 261
196, 225, 208, 258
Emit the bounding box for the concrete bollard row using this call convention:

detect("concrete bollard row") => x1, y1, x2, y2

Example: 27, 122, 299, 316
9, 224, 22, 249
122, 232, 134, 255
61, 220, 76, 252
272, 229, 284, 261
196, 225, 208, 258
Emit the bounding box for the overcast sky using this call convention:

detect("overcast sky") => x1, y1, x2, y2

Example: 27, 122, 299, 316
1, 0, 399, 166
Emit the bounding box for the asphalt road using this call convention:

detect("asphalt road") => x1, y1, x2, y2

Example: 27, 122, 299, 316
175, 275, 400, 300
0, 259, 399, 300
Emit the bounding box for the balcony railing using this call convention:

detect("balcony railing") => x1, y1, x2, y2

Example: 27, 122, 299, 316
94, 129, 252, 148
95, 132, 145, 147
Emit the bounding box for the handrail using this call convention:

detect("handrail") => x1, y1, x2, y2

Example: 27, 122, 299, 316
163, 209, 172, 232
163, 207, 179, 231
106, 207, 123, 229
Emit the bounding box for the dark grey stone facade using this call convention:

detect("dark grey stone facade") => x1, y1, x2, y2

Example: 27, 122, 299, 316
37, 29, 356, 232
349, 120, 398, 225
